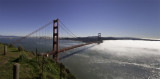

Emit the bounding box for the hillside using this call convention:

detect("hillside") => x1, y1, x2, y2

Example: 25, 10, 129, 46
0, 43, 76, 79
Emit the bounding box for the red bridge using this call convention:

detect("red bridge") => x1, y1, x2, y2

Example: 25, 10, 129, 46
12, 18, 102, 61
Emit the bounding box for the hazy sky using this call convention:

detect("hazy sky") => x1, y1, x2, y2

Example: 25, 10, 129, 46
0, 0, 160, 39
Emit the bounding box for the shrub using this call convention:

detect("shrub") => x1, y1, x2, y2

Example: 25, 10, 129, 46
13, 54, 28, 63
9, 44, 15, 48
18, 45, 24, 52
67, 73, 76, 79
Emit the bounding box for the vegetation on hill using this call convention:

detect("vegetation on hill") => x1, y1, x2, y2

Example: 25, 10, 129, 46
0, 43, 76, 79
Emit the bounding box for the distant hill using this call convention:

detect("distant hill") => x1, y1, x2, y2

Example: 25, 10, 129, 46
62, 36, 160, 42
0, 35, 159, 41
101, 37, 160, 41
0, 35, 19, 38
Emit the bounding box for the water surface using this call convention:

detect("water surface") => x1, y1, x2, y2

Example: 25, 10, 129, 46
1, 38, 160, 79
59, 40, 160, 79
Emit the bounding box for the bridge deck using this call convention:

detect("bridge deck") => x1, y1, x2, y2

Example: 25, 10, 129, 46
43, 42, 96, 56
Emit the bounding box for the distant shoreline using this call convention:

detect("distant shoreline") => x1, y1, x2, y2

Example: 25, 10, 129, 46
0, 35, 159, 42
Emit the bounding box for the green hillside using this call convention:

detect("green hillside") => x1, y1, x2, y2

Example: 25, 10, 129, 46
0, 43, 76, 79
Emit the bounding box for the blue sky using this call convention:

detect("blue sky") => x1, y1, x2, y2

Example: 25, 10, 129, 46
0, 0, 160, 39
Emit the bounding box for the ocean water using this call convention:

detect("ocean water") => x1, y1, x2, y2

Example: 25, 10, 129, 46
1, 38, 160, 79
59, 40, 160, 79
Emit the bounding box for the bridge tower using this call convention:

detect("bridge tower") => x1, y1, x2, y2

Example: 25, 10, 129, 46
98, 33, 101, 41
53, 19, 59, 61
98, 33, 102, 43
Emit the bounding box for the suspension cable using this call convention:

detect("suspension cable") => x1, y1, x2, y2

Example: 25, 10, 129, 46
59, 24, 77, 39
11, 21, 52, 44
59, 20, 78, 38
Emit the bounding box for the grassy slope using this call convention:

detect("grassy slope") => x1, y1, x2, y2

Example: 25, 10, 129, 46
0, 43, 76, 79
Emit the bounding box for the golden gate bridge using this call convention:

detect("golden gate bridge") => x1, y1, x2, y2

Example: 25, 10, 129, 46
11, 18, 102, 62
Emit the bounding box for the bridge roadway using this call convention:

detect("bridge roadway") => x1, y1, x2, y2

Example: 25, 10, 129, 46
42, 42, 97, 57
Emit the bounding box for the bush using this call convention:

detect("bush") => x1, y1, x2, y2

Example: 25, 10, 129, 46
9, 44, 15, 48
4, 43, 9, 46
18, 45, 24, 52
13, 54, 28, 63
67, 73, 76, 79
